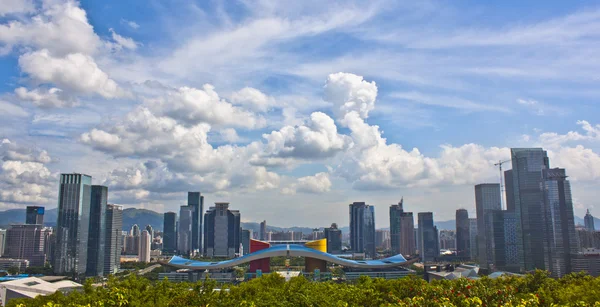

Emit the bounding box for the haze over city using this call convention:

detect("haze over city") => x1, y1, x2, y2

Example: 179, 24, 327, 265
1, 0, 600, 228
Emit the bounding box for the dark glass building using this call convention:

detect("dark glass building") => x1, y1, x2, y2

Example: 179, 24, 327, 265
26, 206, 45, 225
86, 185, 107, 276
475, 183, 501, 268
390, 201, 403, 255
54, 173, 92, 275
188, 192, 204, 254
178, 206, 193, 255
259, 220, 267, 241
324, 223, 342, 254
204, 203, 241, 258
585, 209, 596, 232
455, 209, 470, 258
504, 169, 515, 212
104, 204, 123, 275
490, 210, 519, 272
163, 212, 177, 253
241, 229, 251, 255
417, 212, 439, 263
349, 202, 376, 258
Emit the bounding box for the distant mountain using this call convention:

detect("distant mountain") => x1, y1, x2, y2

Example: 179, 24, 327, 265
435, 220, 456, 231
122, 208, 163, 232
0, 208, 58, 228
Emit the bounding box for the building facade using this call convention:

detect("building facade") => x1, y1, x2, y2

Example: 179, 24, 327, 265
86, 185, 107, 276
6, 224, 46, 266
455, 209, 470, 258
139, 230, 151, 263
203, 203, 241, 258
163, 212, 177, 253
475, 183, 502, 268
418, 212, 439, 263
390, 201, 403, 255
349, 202, 376, 258
469, 218, 478, 260
188, 192, 204, 254
178, 206, 193, 255
241, 229, 251, 255
104, 204, 123, 275
54, 173, 92, 275
376, 230, 391, 250
26, 206, 45, 225
585, 210, 596, 232
400, 212, 415, 257
259, 220, 267, 241
324, 223, 342, 254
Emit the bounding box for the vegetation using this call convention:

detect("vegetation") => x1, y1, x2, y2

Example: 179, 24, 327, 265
9, 270, 600, 306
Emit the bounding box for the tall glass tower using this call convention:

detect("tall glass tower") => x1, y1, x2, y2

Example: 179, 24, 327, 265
163, 212, 177, 253
188, 192, 204, 254
54, 173, 92, 275
86, 185, 107, 276
585, 209, 595, 232
349, 202, 376, 258
418, 212, 439, 263
25, 206, 45, 225
104, 204, 123, 275
455, 209, 470, 258
475, 183, 501, 268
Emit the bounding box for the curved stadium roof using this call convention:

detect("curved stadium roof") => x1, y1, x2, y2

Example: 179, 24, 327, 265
167, 244, 408, 270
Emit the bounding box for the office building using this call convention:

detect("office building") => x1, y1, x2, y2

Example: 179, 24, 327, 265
163, 212, 177, 253
376, 230, 391, 250
504, 169, 515, 212
86, 185, 107, 276
456, 209, 470, 258
585, 210, 596, 232
204, 203, 241, 258
26, 206, 45, 225
0, 229, 6, 257
324, 223, 342, 254
178, 206, 193, 255
145, 225, 154, 239
54, 173, 92, 275
259, 220, 267, 241
104, 204, 123, 275
188, 192, 204, 254
418, 212, 439, 262
390, 200, 415, 256
541, 168, 578, 277
572, 249, 600, 277
131, 224, 140, 236
241, 229, 251, 255
439, 230, 456, 250
6, 224, 46, 266
349, 202, 376, 258
490, 210, 519, 272
469, 218, 478, 260
139, 230, 151, 263
475, 183, 501, 268
510, 148, 549, 272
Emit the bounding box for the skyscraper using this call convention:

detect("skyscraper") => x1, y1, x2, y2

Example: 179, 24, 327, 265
490, 210, 520, 272
324, 223, 342, 254
0, 229, 6, 257
163, 212, 177, 253
475, 183, 501, 268
241, 229, 251, 255
469, 218, 478, 260
455, 209, 470, 258
188, 192, 204, 254
504, 169, 515, 212
541, 168, 578, 277
145, 225, 154, 239
6, 224, 46, 266
86, 185, 107, 276
178, 206, 193, 255
139, 230, 151, 263
259, 220, 267, 241
585, 209, 596, 232
418, 212, 439, 263
390, 200, 403, 255
204, 203, 241, 258
129, 224, 140, 256
104, 204, 123, 275
26, 206, 44, 225
400, 212, 415, 256
349, 202, 376, 258
54, 173, 92, 275
376, 230, 391, 250
510, 148, 550, 271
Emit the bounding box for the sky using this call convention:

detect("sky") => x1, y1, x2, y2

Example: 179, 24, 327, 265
1, 0, 600, 228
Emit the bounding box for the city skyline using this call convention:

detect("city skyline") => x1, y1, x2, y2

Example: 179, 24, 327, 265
1, 1, 600, 229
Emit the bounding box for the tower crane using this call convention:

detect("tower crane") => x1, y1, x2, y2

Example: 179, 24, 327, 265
494, 159, 511, 210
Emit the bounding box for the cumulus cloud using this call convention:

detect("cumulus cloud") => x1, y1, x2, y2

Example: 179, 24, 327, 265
548, 145, 600, 182
0, 100, 28, 117
109, 28, 137, 50
18, 49, 126, 98
230, 87, 274, 112
289, 172, 332, 194
0, 0, 100, 56
15, 86, 78, 108
539, 120, 600, 148
324, 72, 377, 120
0, 0, 35, 16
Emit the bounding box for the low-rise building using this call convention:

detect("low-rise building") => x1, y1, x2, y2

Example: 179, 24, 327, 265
0, 277, 82, 306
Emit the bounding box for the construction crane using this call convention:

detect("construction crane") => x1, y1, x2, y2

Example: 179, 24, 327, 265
494, 159, 511, 210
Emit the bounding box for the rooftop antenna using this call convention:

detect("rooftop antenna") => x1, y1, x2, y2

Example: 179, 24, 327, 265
494, 159, 511, 210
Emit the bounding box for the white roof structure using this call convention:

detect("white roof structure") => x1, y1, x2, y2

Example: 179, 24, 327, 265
0, 277, 82, 306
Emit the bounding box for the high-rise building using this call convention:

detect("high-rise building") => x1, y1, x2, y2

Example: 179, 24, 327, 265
469, 218, 478, 260
490, 210, 520, 272
349, 202, 376, 258
26, 206, 44, 225
418, 212, 439, 262
390, 200, 403, 255
86, 185, 107, 276
376, 230, 391, 250
204, 203, 241, 258
585, 209, 596, 232
178, 206, 193, 255
0, 229, 6, 257
439, 230, 456, 250
504, 170, 515, 212
145, 225, 154, 239
104, 204, 123, 275
475, 183, 501, 268
241, 229, 251, 255
139, 230, 151, 263
188, 192, 204, 254
541, 168, 578, 277
456, 209, 470, 258
6, 224, 46, 266
163, 212, 177, 253
131, 224, 140, 236
54, 173, 92, 275
324, 223, 342, 254
510, 148, 550, 272
259, 220, 267, 241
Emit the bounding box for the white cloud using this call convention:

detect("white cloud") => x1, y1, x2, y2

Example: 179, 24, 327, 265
538, 120, 600, 148
230, 87, 273, 112
0, 0, 100, 56
109, 28, 137, 50
0, 100, 28, 117
549, 145, 600, 182
324, 72, 377, 119
218, 128, 241, 143
18, 49, 126, 98
15, 86, 78, 108
390, 91, 509, 112
0, 0, 35, 16
121, 19, 140, 29
282, 172, 332, 195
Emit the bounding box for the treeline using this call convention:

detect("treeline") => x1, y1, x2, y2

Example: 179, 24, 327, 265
10, 270, 600, 306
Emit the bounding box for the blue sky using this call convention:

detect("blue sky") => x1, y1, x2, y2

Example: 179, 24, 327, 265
1, 0, 600, 228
